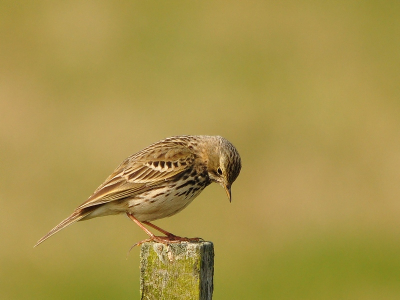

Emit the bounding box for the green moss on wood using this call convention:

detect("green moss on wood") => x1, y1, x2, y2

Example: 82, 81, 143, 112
140, 242, 214, 300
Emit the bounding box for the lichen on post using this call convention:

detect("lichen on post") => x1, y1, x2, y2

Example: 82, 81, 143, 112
140, 241, 214, 300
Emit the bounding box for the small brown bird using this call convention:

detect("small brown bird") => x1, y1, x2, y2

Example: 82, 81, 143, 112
35, 135, 241, 247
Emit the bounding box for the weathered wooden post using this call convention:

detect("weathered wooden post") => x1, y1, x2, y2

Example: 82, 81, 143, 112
140, 241, 214, 299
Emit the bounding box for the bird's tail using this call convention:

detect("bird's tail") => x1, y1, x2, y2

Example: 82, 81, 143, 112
34, 208, 92, 247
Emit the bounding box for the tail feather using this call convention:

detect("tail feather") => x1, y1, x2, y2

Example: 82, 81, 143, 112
34, 209, 92, 247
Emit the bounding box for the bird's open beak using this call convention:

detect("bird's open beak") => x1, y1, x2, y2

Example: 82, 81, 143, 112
223, 184, 232, 202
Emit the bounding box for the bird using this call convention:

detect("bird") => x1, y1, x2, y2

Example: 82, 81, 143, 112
34, 135, 241, 247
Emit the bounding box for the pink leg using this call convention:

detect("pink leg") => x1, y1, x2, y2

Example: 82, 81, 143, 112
126, 213, 203, 248
143, 221, 177, 237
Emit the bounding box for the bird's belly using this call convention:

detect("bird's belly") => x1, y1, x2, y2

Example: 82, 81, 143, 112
127, 185, 205, 222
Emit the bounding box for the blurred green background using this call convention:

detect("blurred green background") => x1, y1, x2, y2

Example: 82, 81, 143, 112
1, 1, 400, 299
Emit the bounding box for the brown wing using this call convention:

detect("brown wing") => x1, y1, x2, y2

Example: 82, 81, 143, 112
77, 139, 194, 210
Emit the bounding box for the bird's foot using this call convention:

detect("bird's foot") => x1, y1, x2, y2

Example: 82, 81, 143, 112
161, 234, 204, 243
127, 235, 204, 255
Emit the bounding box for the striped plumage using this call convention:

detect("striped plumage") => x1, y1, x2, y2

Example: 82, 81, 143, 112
35, 135, 241, 247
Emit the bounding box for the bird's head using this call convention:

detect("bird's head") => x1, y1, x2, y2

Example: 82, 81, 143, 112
206, 136, 241, 202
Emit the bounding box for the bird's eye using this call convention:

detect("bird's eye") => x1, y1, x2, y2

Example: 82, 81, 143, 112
217, 167, 223, 175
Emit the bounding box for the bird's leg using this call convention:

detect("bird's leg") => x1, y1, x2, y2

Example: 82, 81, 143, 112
126, 213, 156, 238
126, 213, 183, 248
126, 213, 203, 248
143, 221, 203, 242
142, 221, 177, 238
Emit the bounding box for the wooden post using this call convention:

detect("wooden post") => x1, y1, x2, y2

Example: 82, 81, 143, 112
140, 241, 214, 300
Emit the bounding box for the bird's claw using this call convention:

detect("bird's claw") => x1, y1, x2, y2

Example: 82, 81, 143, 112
127, 235, 204, 257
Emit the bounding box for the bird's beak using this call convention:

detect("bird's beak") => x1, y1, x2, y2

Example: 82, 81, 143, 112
223, 184, 232, 202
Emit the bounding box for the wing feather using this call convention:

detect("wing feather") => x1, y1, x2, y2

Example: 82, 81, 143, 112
77, 141, 194, 210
